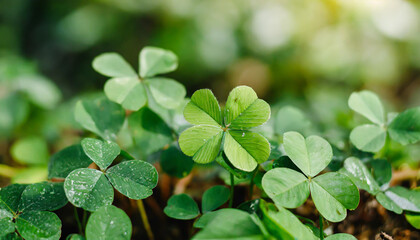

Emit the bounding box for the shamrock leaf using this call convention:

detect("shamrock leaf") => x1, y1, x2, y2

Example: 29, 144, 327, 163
92, 47, 185, 111
74, 97, 125, 141
348, 90, 385, 125
164, 194, 200, 220
48, 144, 92, 179
81, 138, 120, 170
85, 205, 132, 240
349, 124, 386, 152
179, 86, 271, 172
388, 107, 420, 145
16, 211, 61, 240
202, 186, 230, 213
283, 131, 333, 177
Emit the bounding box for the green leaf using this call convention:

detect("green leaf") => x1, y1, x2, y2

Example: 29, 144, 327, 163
368, 159, 392, 186
384, 186, 420, 212
11, 167, 47, 184
325, 233, 357, 240
139, 47, 178, 78
16, 75, 62, 110
66, 234, 85, 240
259, 202, 318, 240
224, 130, 270, 172
160, 145, 194, 178
104, 77, 147, 111
64, 168, 113, 212
10, 136, 49, 165
224, 86, 270, 129
274, 106, 311, 135
74, 97, 125, 140
106, 160, 158, 200
183, 89, 222, 127
376, 192, 403, 214
192, 208, 263, 240
0, 184, 27, 215
19, 182, 67, 212
340, 157, 381, 195
0, 93, 29, 138
145, 78, 186, 109
350, 124, 386, 152
405, 211, 420, 229
262, 168, 310, 208
164, 194, 200, 220
194, 211, 219, 228
310, 172, 359, 222
16, 211, 61, 240
127, 108, 173, 158
348, 90, 385, 125
92, 53, 137, 78
388, 107, 420, 145
85, 205, 132, 240
179, 125, 223, 164
0, 218, 15, 237
0, 232, 21, 240
215, 153, 253, 180
283, 131, 333, 177
48, 144, 92, 179
202, 186, 230, 213
81, 138, 120, 170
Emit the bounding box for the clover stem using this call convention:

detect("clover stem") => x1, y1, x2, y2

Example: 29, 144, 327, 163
229, 172, 234, 208
137, 199, 155, 240
82, 210, 87, 231
249, 168, 258, 200
74, 207, 83, 235
319, 215, 324, 240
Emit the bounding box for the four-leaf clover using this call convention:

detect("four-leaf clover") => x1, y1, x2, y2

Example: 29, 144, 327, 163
179, 86, 271, 172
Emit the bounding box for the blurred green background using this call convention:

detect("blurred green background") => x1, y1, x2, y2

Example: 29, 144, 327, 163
1, 0, 420, 184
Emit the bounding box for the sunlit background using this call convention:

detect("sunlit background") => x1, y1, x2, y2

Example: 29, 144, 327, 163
1, 0, 420, 183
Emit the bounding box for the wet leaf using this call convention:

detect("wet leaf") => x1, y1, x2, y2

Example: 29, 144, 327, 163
85, 205, 132, 240
64, 168, 113, 212
16, 211, 61, 240
19, 182, 67, 212
81, 138, 120, 170
48, 144, 92, 179
106, 160, 158, 200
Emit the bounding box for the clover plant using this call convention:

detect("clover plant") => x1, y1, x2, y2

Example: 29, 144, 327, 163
179, 86, 271, 172
2, 46, 420, 240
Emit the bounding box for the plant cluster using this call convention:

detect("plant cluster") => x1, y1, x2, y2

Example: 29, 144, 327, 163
1, 47, 420, 240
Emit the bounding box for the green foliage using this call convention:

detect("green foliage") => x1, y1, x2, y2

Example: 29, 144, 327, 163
388, 107, 420, 145
85, 205, 132, 240
202, 186, 230, 213
48, 144, 92, 179
10, 136, 49, 165
164, 194, 200, 220
64, 160, 158, 211
81, 138, 120, 170
0, 183, 64, 239
179, 86, 271, 172
93, 47, 185, 111
74, 97, 125, 141
160, 144, 194, 178
263, 131, 359, 222
192, 208, 264, 239
274, 106, 311, 135
349, 91, 420, 152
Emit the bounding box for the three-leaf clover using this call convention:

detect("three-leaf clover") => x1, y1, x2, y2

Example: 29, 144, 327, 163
64, 138, 158, 211
179, 86, 271, 172
92, 46, 186, 111
348, 90, 420, 152
0, 182, 67, 240
340, 157, 420, 215
262, 131, 360, 222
